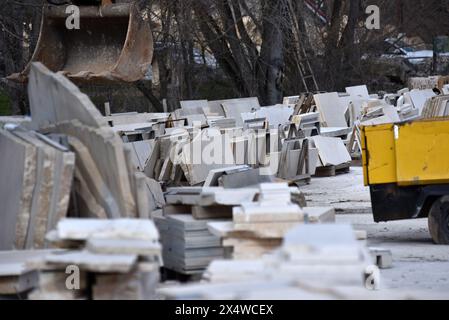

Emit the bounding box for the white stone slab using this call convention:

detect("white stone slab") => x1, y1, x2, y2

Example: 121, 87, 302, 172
221, 98, 261, 127
86, 239, 161, 256
312, 136, 351, 166
0, 249, 57, 276
313, 92, 348, 127
56, 219, 159, 241
406, 89, 435, 114
346, 85, 370, 100
254, 105, 294, 128
180, 100, 208, 115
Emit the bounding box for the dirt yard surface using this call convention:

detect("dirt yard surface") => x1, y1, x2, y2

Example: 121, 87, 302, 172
302, 166, 449, 298
301, 167, 372, 214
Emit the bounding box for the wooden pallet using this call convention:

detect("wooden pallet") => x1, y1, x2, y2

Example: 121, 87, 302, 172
289, 174, 312, 186
313, 162, 351, 177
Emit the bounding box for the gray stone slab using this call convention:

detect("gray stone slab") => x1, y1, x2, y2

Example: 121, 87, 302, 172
28, 63, 108, 130
203, 165, 250, 187
0, 130, 34, 250
0, 249, 57, 276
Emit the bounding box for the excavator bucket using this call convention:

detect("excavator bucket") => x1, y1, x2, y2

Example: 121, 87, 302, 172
8, 2, 153, 83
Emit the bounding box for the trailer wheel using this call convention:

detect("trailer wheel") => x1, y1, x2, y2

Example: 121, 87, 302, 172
428, 196, 449, 244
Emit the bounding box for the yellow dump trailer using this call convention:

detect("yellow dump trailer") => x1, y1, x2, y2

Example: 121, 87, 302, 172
361, 118, 449, 244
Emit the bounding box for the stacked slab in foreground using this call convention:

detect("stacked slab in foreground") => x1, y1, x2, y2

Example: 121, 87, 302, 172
26, 219, 161, 300
208, 183, 335, 260
154, 214, 226, 275
0, 128, 74, 250
26, 62, 168, 220
158, 224, 380, 300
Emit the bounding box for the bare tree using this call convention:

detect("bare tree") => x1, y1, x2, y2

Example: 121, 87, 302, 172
0, 0, 42, 114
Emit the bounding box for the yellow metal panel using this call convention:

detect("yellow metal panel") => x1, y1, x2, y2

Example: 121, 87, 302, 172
361, 127, 369, 186
362, 124, 397, 185
395, 120, 449, 186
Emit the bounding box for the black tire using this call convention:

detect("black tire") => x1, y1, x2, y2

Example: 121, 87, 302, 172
428, 196, 449, 244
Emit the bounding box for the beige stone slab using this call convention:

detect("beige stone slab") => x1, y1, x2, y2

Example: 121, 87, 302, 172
21, 135, 55, 249
191, 205, 233, 220
53, 150, 75, 226
73, 167, 108, 219
93, 267, 159, 300
68, 136, 120, 219
86, 239, 161, 256
355, 230, 367, 240
0, 271, 39, 295
57, 121, 136, 217
19, 132, 75, 248
27, 64, 146, 218
28, 270, 87, 300
163, 205, 192, 215
134, 172, 151, 219
45, 250, 137, 273
223, 238, 281, 248
233, 204, 303, 223
234, 221, 301, 238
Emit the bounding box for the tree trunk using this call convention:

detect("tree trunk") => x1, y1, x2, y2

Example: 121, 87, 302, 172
257, 0, 287, 105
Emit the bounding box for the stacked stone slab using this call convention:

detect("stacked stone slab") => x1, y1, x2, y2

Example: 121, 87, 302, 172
0, 128, 74, 250
159, 224, 376, 300
27, 62, 158, 219
208, 183, 335, 260
421, 94, 449, 118
154, 214, 227, 275
28, 219, 161, 300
